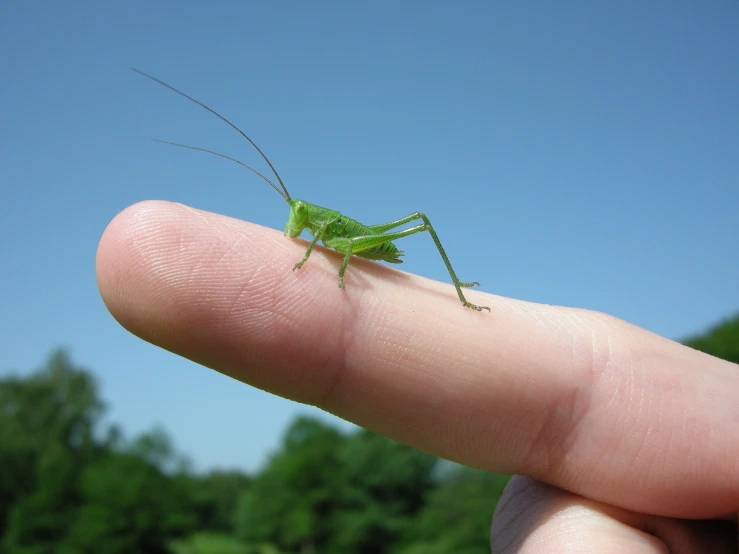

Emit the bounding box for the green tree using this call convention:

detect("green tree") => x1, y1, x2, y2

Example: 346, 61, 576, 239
234, 417, 344, 553
397, 468, 510, 554
234, 418, 438, 554
1, 352, 196, 554
58, 445, 194, 554
328, 430, 437, 554
2, 444, 81, 554
1, 350, 103, 552
683, 312, 739, 364
179, 470, 251, 533
170, 532, 283, 554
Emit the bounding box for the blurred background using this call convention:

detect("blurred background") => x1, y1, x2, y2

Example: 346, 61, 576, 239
1, 2, 737, 552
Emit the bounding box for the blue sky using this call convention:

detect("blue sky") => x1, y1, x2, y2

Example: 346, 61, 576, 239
2, 2, 737, 472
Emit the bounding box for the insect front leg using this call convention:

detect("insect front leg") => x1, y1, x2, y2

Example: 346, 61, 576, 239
292, 225, 326, 272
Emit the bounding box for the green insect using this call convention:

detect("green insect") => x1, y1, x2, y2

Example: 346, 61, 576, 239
133, 69, 490, 312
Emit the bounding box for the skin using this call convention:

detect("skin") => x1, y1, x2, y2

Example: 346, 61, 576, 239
96, 200, 739, 553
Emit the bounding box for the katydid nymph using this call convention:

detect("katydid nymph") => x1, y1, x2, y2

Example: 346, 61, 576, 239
132, 69, 490, 312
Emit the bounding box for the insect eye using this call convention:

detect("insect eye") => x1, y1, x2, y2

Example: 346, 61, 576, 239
295, 202, 305, 213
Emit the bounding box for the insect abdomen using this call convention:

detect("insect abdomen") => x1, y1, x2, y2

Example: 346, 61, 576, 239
358, 244, 404, 263
328, 217, 404, 264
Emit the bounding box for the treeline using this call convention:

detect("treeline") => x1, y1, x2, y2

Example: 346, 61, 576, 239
682, 313, 739, 364
1, 312, 736, 554
0, 352, 508, 554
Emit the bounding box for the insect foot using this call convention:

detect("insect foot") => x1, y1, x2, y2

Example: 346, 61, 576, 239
459, 281, 481, 288
292, 261, 304, 272
465, 301, 491, 312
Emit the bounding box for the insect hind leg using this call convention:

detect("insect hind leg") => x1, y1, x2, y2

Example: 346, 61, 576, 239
325, 218, 490, 312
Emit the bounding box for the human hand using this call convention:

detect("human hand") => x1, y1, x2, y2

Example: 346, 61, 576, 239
97, 201, 738, 553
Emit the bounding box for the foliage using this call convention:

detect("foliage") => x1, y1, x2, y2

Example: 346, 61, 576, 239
2, 443, 81, 554
234, 417, 344, 552
178, 470, 251, 533
683, 312, 739, 364
329, 430, 437, 554
58, 449, 195, 554
0, 350, 197, 554
397, 468, 510, 554
170, 533, 282, 554
233, 419, 439, 554
0, 350, 102, 553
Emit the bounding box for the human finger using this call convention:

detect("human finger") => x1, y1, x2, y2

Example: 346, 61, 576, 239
491, 476, 738, 554
96, 201, 739, 518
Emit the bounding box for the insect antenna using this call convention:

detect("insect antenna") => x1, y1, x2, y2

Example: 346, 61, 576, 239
132, 68, 291, 203
152, 139, 288, 201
